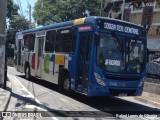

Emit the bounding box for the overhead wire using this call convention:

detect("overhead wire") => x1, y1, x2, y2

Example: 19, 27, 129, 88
18, 0, 23, 16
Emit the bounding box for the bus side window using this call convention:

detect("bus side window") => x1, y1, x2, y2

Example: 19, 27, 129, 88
55, 28, 72, 53
86, 32, 92, 61
45, 30, 56, 52
71, 27, 78, 52
30, 35, 35, 52
24, 34, 35, 52
79, 33, 85, 60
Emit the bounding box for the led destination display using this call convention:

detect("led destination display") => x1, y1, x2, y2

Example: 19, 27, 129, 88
97, 19, 146, 36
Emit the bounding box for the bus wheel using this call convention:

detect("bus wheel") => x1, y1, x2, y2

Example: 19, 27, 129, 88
25, 66, 30, 80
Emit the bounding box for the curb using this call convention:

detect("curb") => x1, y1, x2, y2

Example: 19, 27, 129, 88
143, 82, 160, 95
0, 78, 12, 111
133, 82, 160, 108
134, 95, 160, 108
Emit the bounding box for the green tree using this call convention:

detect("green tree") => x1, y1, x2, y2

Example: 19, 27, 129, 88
7, 15, 29, 58
33, 0, 109, 25
9, 15, 29, 31
7, 15, 29, 45
7, 0, 19, 19
6, 0, 29, 58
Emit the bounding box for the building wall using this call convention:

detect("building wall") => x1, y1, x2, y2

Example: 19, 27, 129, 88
104, 0, 160, 51
106, 0, 160, 36
153, 12, 160, 24
131, 13, 142, 25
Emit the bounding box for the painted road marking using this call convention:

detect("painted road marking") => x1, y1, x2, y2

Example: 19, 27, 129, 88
13, 76, 40, 104
60, 98, 70, 103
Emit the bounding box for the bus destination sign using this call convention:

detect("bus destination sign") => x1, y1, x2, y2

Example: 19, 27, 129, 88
104, 22, 139, 35
97, 19, 141, 35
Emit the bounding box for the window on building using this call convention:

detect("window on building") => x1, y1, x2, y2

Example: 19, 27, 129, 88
123, 8, 131, 22
141, 6, 153, 26
55, 28, 72, 52
24, 34, 35, 52
45, 30, 56, 52
156, 0, 160, 9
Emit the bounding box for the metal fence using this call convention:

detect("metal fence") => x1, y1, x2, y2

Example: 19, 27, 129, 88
149, 54, 160, 62
146, 61, 160, 75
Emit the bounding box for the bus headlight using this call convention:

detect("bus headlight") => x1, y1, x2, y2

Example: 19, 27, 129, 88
138, 77, 144, 87
94, 72, 106, 86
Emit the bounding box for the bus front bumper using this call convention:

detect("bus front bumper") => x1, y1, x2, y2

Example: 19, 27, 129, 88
88, 78, 144, 96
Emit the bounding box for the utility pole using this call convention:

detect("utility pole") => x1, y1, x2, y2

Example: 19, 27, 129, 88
121, 0, 125, 20
29, 4, 32, 28
0, 0, 7, 88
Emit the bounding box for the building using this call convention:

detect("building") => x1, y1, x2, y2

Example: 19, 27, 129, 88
104, 0, 160, 58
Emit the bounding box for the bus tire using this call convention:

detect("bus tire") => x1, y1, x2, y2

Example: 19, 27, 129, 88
25, 65, 30, 80
58, 72, 72, 95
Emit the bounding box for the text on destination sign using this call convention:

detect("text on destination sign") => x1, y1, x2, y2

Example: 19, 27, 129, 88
104, 22, 139, 35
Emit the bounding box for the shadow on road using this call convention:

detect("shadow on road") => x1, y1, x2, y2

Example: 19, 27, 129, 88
16, 75, 160, 117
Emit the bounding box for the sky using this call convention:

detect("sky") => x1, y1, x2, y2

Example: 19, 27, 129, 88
13, 0, 37, 22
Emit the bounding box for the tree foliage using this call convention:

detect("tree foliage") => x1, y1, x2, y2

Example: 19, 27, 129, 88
6, 0, 29, 57
33, 0, 108, 25
7, 0, 19, 19
7, 15, 29, 46
9, 15, 29, 31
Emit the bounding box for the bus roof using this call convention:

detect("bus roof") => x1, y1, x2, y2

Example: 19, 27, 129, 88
16, 16, 144, 35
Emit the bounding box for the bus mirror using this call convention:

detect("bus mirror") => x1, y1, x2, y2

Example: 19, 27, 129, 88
94, 33, 100, 46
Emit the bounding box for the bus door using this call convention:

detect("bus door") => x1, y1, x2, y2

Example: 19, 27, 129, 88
36, 37, 44, 77
76, 32, 92, 91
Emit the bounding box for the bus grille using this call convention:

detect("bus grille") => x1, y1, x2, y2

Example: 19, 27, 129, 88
105, 75, 140, 81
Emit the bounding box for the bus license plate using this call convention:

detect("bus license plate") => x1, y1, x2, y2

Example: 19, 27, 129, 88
118, 93, 127, 96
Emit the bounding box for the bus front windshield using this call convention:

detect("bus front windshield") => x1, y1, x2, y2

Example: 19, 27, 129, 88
96, 32, 145, 74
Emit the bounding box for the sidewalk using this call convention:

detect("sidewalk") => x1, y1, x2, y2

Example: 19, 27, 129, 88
134, 81, 160, 108
0, 79, 12, 111
134, 61, 160, 108
134, 92, 160, 108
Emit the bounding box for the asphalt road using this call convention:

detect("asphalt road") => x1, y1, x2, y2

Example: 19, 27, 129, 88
5, 66, 160, 120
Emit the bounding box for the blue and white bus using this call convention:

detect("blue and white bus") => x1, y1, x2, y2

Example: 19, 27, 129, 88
15, 16, 147, 96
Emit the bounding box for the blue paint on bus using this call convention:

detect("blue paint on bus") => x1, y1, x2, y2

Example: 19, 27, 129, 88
16, 16, 147, 96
